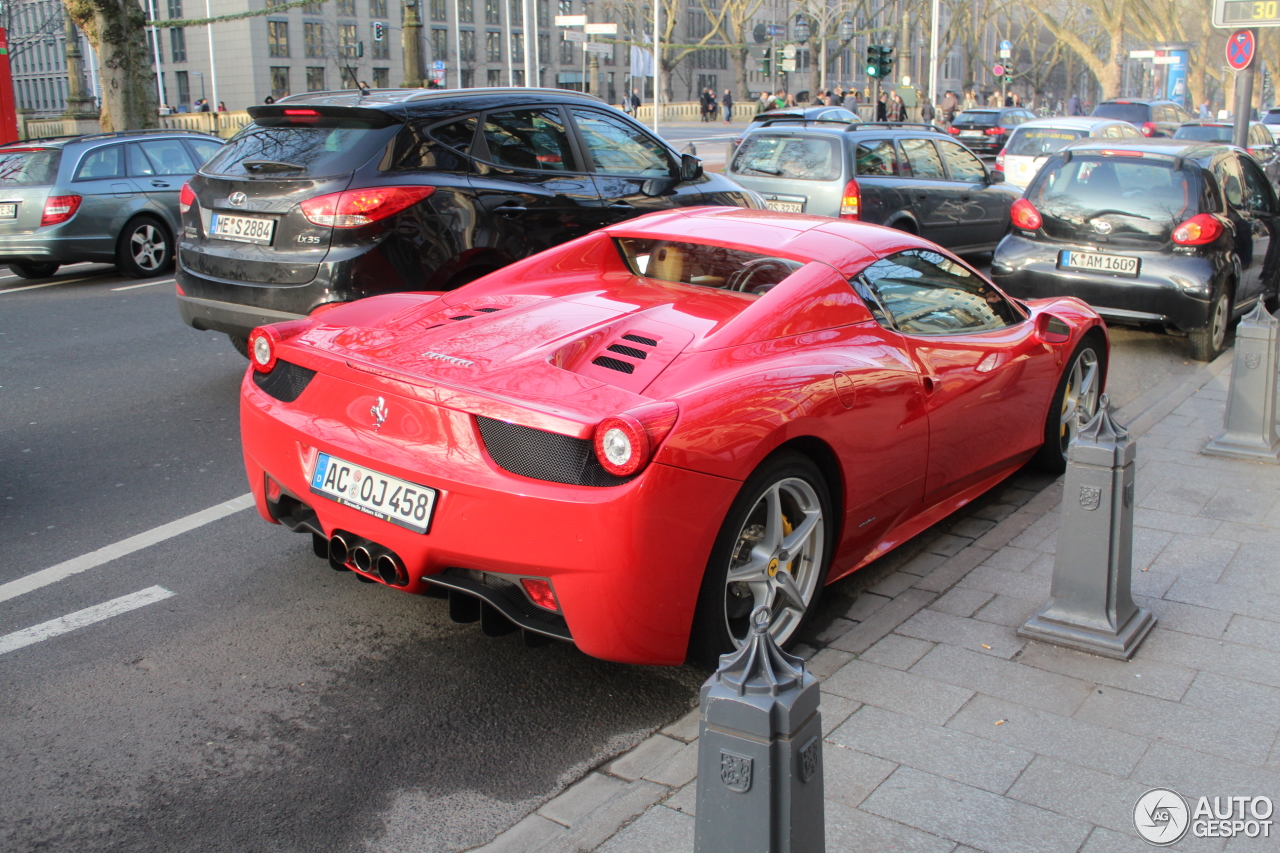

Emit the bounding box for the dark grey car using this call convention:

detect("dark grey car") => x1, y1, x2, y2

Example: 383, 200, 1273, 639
727, 123, 1020, 254
0, 130, 223, 279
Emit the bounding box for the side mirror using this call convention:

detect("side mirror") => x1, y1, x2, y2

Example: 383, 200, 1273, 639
680, 153, 704, 182
1035, 312, 1072, 344
988, 168, 1006, 184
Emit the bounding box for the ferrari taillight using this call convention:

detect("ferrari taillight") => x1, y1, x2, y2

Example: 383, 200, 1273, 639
40, 195, 81, 226
839, 178, 861, 220
247, 319, 313, 374
592, 402, 679, 477
1010, 198, 1043, 231
179, 181, 196, 214
300, 186, 435, 228
1172, 213, 1224, 246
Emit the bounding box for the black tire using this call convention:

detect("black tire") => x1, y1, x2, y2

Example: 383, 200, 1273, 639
1032, 332, 1107, 474
8, 261, 60, 279
1188, 287, 1232, 362
116, 216, 173, 278
688, 451, 835, 667
228, 334, 251, 359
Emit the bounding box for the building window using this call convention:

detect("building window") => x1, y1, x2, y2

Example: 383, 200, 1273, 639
169, 28, 186, 62
340, 23, 358, 57
337, 0, 357, 15
461, 68, 473, 87
460, 29, 475, 61
486, 31, 500, 62
372, 67, 389, 87
268, 21, 289, 58
485, 0, 500, 24
305, 22, 324, 57
271, 66, 290, 99
369, 0, 387, 16
430, 0, 446, 21
537, 0, 549, 27
431, 27, 448, 61
266, 0, 284, 5
538, 33, 550, 65
148, 30, 163, 64
487, 68, 500, 86
510, 0, 521, 25
459, 0, 474, 23
168, 0, 182, 17
512, 32, 523, 63
513, 69, 524, 86
175, 70, 190, 107
341, 66, 359, 88
558, 0, 571, 16
307, 66, 326, 91
304, 1, 323, 12
373, 31, 390, 58
560, 35, 573, 65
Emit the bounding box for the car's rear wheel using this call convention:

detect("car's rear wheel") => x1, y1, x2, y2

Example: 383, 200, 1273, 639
689, 451, 833, 666
228, 334, 250, 359
1188, 288, 1232, 362
117, 217, 173, 278
1032, 333, 1106, 474
8, 261, 60, 279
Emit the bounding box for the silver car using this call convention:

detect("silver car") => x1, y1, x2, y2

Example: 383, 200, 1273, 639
0, 130, 223, 279
997, 117, 1141, 189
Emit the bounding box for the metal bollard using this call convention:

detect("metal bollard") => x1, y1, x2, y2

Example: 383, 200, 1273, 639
1018, 395, 1155, 660
694, 607, 824, 853
1203, 301, 1280, 464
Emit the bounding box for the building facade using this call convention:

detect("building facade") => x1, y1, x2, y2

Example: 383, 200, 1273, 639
4, 0, 100, 117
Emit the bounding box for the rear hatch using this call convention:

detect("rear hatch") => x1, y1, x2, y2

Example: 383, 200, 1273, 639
182, 105, 403, 285
1004, 127, 1088, 186
0, 147, 61, 233
950, 110, 1000, 145
726, 133, 844, 214
1023, 153, 1196, 250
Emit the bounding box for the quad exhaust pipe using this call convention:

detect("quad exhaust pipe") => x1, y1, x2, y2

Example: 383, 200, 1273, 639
327, 532, 407, 586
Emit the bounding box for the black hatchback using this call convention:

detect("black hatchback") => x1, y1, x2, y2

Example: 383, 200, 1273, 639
176, 88, 759, 354
1091, 99, 1193, 138
945, 107, 1038, 156
991, 139, 1279, 361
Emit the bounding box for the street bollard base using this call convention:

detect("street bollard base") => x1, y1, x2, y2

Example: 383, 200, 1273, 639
1201, 434, 1280, 464
1018, 603, 1155, 661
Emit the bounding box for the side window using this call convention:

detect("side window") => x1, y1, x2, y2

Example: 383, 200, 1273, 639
479, 108, 576, 172
391, 117, 475, 171
185, 138, 223, 167
139, 139, 196, 175
126, 144, 155, 176
1216, 156, 1246, 208
74, 145, 123, 180
855, 139, 898, 176
1239, 156, 1276, 213
853, 249, 1020, 335
570, 109, 672, 176
936, 140, 985, 182
900, 138, 945, 180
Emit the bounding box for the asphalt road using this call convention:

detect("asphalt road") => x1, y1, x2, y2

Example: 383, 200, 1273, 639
0, 262, 1205, 852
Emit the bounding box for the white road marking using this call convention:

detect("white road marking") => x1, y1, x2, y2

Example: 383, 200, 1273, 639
112, 278, 175, 291
0, 493, 254, 604
0, 586, 175, 656
0, 275, 110, 295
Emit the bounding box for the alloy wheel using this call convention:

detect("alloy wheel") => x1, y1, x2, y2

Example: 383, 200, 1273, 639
1058, 347, 1101, 453
131, 223, 166, 271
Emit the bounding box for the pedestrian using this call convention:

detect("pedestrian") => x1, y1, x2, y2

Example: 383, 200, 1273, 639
722, 89, 733, 123
920, 94, 936, 126
630, 89, 642, 114
940, 89, 958, 124
876, 92, 888, 121
889, 92, 906, 122
963, 90, 977, 110
198, 98, 210, 113
217, 100, 227, 112
1198, 99, 1211, 119
1065, 93, 1082, 116
699, 88, 710, 122
843, 89, 859, 110
774, 89, 787, 109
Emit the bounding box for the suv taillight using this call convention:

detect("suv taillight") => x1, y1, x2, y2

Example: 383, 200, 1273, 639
1141, 122, 1157, 136
300, 186, 436, 228
179, 182, 195, 214
1172, 213, 1224, 246
994, 148, 1006, 172
41, 195, 81, 226
1010, 198, 1042, 230
839, 178, 860, 219
985, 126, 1005, 135
947, 126, 960, 135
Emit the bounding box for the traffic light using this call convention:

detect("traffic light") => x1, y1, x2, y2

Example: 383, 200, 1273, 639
373, 21, 386, 41
357, 40, 365, 57
761, 47, 771, 76
866, 44, 883, 78
1003, 63, 1013, 83
878, 46, 894, 81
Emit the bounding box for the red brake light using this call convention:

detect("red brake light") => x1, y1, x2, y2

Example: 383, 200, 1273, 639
283, 109, 320, 116
179, 181, 196, 214
1172, 213, 1224, 246
994, 148, 1006, 171
247, 326, 279, 373
1010, 198, 1042, 230
1099, 150, 1145, 158
300, 186, 435, 228
947, 126, 960, 135
40, 194, 81, 226
839, 178, 860, 220
985, 126, 1005, 135
520, 578, 560, 611
593, 415, 650, 477
1141, 122, 1156, 136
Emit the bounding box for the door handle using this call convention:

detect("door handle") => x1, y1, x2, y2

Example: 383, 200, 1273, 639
493, 204, 527, 216
151, 180, 171, 187
608, 202, 635, 210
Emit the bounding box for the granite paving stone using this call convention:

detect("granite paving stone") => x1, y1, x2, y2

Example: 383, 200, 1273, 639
911, 645, 1094, 715
1134, 507, 1223, 536
912, 545, 996, 594
949, 517, 998, 539
1133, 595, 1232, 640
539, 773, 630, 828
805, 615, 858, 645
821, 744, 898, 810
601, 734, 685, 782
1015, 640, 1197, 701
1221, 614, 1280, 653
1147, 533, 1240, 583
594, 805, 692, 853
897, 608, 1026, 659
1078, 825, 1223, 853
957, 565, 1052, 602
1023, 551, 1057, 577
858, 633, 935, 670
1137, 480, 1219, 515
1216, 544, 1280, 597
972, 594, 1040, 628
823, 658, 974, 725
926, 533, 976, 557
473, 814, 566, 853
979, 546, 1040, 571
1131, 568, 1178, 599
659, 709, 700, 743
1202, 487, 1279, 524
1131, 742, 1280, 804
830, 588, 937, 654
1164, 578, 1280, 625
1132, 526, 1176, 571
971, 501, 1019, 522
1140, 627, 1280, 689
974, 509, 1040, 550
825, 800, 957, 853
1178, 670, 1280, 718
830, 705, 1034, 794
818, 693, 863, 737
661, 782, 695, 817
840, 590, 893, 622
642, 740, 699, 788
868, 570, 918, 599
897, 551, 948, 577
541, 781, 669, 852
804, 647, 855, 679
929, 587, 995, 618
861, 766, 1091, 853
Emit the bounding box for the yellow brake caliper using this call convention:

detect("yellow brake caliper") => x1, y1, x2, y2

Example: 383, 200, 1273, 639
767, 518, 796, 577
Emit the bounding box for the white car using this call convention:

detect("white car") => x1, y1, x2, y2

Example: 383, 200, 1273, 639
995, 116, 1142, 188
1262, 107, 1280, 142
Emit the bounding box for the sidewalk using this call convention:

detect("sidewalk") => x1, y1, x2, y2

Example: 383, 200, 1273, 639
475, 350, 1280, 853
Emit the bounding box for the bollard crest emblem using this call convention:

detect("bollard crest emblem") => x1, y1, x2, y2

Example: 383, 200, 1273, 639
799, 736, 819, 783
720, 750, 753, 793
1079, 485, 1102, 511
1245, 352, 1262, 369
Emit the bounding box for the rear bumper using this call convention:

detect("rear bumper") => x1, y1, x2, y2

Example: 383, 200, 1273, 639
0, 228, 106, 264
991, 234, 1223, 332
177, 254, 345, 337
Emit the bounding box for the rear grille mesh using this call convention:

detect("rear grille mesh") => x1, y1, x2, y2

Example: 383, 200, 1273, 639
475, 416, 635, 487
253, 359, 317, 402
590, 356, 636, 374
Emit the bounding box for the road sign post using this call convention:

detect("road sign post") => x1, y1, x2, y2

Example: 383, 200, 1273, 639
1228, 28, 1257, 147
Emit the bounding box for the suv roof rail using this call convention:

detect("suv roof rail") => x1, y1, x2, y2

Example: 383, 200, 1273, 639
845, 122, 944, 133
276, 86, 605, 105
0, 135, 79, 146
67, 127, 216, 145
754, 116, 861, 129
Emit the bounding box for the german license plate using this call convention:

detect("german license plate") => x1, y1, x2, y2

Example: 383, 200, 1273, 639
1059, 250, 1140, 277
310, 453, 437, 534
961, 130, 984, 138
766, 200, 804, 213
210, 213, 275, 245
0, 203, 17, 219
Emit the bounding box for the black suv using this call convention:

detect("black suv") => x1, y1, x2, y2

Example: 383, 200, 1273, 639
176, 88, 758, 353
1091, 99, 1193, 138
945, 107, 1038, 156
991, 139, 1279, 361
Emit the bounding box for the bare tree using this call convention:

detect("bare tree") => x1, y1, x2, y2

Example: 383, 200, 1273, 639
1028, 0, 1134, 100
63, 0, 158, 130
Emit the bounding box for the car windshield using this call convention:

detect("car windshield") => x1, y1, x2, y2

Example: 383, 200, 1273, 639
1265, 110, 1280, 124
1007, 129, 1088, 157
614, 237, 804, 296
0, 148, 61, 186
1173, 125, 1233, 142
954, 110, 998, 125
1092, 103, 1149, 124
1027, 155, 1193, 244
730, 135, 840, 181
205, 118, 399, 177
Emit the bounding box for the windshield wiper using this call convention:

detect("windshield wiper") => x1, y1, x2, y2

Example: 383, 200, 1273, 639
1086, 209, 1153, 221
747, 166, 782, 176
241, 159, 306, 172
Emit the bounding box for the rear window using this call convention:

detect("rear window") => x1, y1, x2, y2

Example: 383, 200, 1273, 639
0, 148, 60, 186
205, 119, 399, 177
1028, 155, 1194, 241
953, 110, 998, 126
730, 135, 841, 181
1264, 110, 1280, 123
1091, 103, 1150, 124
1007, 129, 1088, 157
614, 237, 803, 295
1173, 125, 1232, 143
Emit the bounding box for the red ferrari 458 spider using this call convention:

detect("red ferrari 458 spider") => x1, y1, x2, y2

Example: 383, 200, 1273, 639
240, 207, 1107, 665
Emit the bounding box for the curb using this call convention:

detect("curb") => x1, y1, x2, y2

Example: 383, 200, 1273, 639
468, 351, 1232, 853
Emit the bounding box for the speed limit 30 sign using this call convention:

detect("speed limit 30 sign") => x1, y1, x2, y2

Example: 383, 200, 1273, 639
1214, 0, 1280, 27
